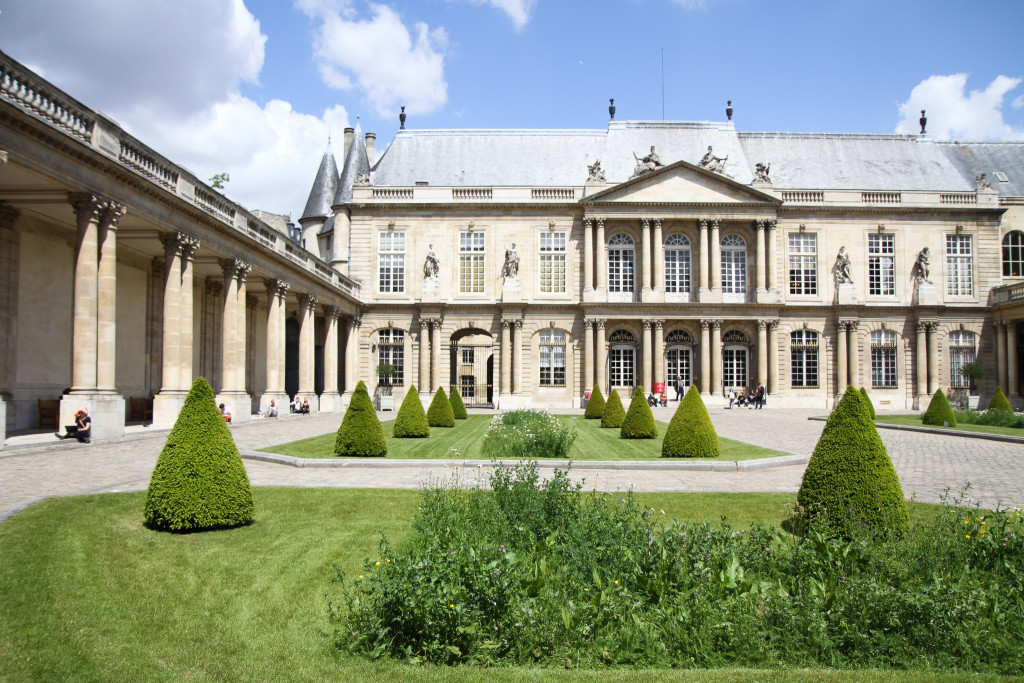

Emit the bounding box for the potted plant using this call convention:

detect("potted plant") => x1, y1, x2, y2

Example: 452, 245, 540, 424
960, 362, 984, 410
376, 363, 397, 411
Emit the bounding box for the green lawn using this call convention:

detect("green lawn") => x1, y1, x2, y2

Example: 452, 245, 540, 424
0, 488, 983, 683
261, 414, 789, 461
875, 414, 1024, 439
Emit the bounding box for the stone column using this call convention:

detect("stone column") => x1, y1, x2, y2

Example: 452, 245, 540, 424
154, 232, 199, 427
418, 318, 430, 391
653, 219, 664, 292
595, 218, 607, 293
768, 320, 779, 395
96, 201, 126, 392
431, 317, 442, 392
219, 260, 241, 392
710, 219, 722, 291
512, 320, 523, 394
767, 220, 778, 291
641, 218, 652, 294
757, 320, 769, 387
847, 322, 859, 389
261, 279, 289, 410
321, 305, 342, 411
654, 320, 665, 391
500, 320, 511, 395
179, 237, 198, 387
158, 236, 182, 394
711, 320, 722, 396
583, 219, 594, 292
584, 320, 594, 392
70, 194, 102, 392
755, 220, 767, 292
595, 319, 607, 392
1008, 323, 1020, 398
641, 319, 653, 390
235, 263, 251, 394
297, 293, 318, 410
996, 321, 1008, 393
927, 323, 940, 395
700, 319, 711, 394
836, 321, 848, 392
345, 316, 361, 393
916, 322, 928, 399
698, 219, 710, 291
0, 204, 21, 449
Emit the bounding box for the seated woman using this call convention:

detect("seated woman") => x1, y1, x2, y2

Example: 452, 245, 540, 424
55, 407, 91, 443
219, 403, 232, 423
659, 393, 668, 407
647, 392, 658, 407
263, 399, 278, 418
300, 397, 311, 414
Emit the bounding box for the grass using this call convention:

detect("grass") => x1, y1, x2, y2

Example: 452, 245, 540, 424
875, 414, 1024, 439
261, 414, 789, 461
0, 488, 985, 683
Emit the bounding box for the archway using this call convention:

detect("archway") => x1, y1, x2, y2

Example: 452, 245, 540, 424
450, 328, 494, 407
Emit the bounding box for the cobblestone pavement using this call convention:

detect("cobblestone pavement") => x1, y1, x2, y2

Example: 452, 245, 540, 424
2, 406, 1022, 524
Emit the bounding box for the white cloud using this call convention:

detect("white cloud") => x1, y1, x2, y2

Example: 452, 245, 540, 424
0, 0, 348, 217
302, 3, 449, 117
1013, 94, 1024, 110
463, 0, 537, 30
896, 74, 1024, 140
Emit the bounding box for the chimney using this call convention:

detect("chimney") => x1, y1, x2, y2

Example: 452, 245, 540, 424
343, 127, 354, 162
365, 132, 376, 167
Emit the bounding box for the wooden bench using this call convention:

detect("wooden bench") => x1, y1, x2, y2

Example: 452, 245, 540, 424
38, 399, 59, 429
129, 397, 153, 423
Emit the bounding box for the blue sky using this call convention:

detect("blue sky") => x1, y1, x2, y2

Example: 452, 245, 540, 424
3, 0, 1023, 219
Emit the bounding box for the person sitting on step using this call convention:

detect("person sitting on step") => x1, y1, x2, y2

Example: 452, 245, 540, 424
55, 407, 91, 443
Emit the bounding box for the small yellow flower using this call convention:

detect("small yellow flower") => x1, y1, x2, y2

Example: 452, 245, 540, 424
386, 559, 391, 563
614, 580, 619, 585
375, 561, 381, 566
359, 575, 364, 579
449, 604, 454, 609
966, 535, 971, 539
584, 588, 589, 592
981, 521, 986, 525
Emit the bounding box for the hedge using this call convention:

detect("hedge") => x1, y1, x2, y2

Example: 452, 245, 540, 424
859, 386, 875, 419
620, 385, 658, 439
335, 381, 388, 455
143, 377, 254, 531
600, 389, 625, 428
922, 388, 957, 428
427, 387, 455, 427
989, 386, 1012, 413
449, 386, 468, 419
393, 384, 430, 438
661, 385, 719, 458
584, 384, 606, 419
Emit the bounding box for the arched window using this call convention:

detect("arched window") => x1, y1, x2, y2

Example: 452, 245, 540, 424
721, 234, 747, 299
790, 330, 819, 387
377, 328, 404, 386
948, 330, 976, 388
608, 329, 636, 388
1003, 230, 1024, 277
870, 330, 897, 389
664, 233, 691, 297
539, 329, 566, 387
722, 329, 749, 390
665, 329, 693, 389
608, 233, 635, 295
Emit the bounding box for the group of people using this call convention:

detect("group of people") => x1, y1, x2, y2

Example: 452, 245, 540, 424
291, 396, 311, 414
728, 384, 766, 409
647, 392, 669, 407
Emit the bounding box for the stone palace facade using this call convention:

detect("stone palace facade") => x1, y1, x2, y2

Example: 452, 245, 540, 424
1, 51, 1023, 447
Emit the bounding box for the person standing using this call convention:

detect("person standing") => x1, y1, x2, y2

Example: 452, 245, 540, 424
675, 375, 684, 401
755, 383, 765, 409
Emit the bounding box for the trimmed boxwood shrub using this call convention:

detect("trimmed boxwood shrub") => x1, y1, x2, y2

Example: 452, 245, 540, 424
393, 384, 429, 438
336, 381, 388, 455
661, 385, 719, 458
989, 386, 1012, 413
600, 389, 625, 428
143, 376, 254, 531
859, 386, 875, 419
584, 384, 605, 419
797, 386, 909, 538
427, 387, 455, 427
620, 385, 658, 439
449, 386, 468, 419
922, 388, 957, 427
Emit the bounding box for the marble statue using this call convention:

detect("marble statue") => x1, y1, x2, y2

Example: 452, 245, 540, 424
753, 162, 771, 183
424, 244, 439, 280
354, 170, 370, 186
912, 247, 931, 283
832, 246, 853, 284
699, 146, 728, 174
503, 243, 520, 279
587, 159, 606, 182
976, 173, 993, 190
630, 146, 663, 178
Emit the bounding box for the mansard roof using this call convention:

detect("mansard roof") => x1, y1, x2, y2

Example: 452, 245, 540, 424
582, 160, 781, 206
333, 119, 370, 206
939, 142, 1024, 197
300, 141, 339, 221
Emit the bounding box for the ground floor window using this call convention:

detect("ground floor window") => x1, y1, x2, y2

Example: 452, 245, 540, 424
790, 330, 819, 387
948, 330, 976, 389
539, 329, 566, 387
871, 330, 898, 388
723, 347, 748, 391
609, 347, 635, 389
377, 328, 404, 386
666, 347, 692, 390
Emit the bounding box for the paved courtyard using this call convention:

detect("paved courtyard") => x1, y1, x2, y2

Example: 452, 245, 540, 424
2, 405, 1021, 524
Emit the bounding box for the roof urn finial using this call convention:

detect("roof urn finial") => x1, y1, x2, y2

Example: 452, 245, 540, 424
399, 105, 406, 130
609, 98, 615, 121
726, 100, 733, 121
919, 110, 927, 135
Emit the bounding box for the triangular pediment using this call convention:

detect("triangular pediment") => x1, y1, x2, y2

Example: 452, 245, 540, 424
582, 161, 781, 206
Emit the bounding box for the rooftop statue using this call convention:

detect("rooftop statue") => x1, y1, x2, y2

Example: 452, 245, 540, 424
423, 244, 439, 280
630, 146, 663, 178
753, 161, 771, 183
587, 159, 606, 182
832, 246, 853, 285
354, 170, 370, 186
698, 146, 729, 174
976, 173, 993, 190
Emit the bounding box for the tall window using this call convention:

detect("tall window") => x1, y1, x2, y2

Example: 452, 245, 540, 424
539, 329, 566, 386
608, 233, 635, 294
609, 329, 636, 387
377, 328, 404, 386
459, 231, 485, 293
790, 330, 819, 387
1003, 230, 1024, 277
868, 233, 895, 295
664, 234, 691, 295
870, 330, 897, 388
948, 331, 976, 388
539, 231, 567, 293
722, 330, 749, 390
378, 230, 405, 293
788, 233, 817, 295
946, 234, 973, 296
721, 234, 747, 297
665, 330, 693, 388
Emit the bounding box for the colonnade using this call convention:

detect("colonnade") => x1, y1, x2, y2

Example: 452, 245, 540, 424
994, 320, 1021, 398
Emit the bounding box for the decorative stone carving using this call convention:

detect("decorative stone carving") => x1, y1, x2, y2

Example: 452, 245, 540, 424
100, 200, 127, 229
911, 247, 931, 284
423, 243, 439, 280
587, 159, 606, 182
752, 162, 771, 184
354, 170, 370, 186
976, 173, 992, 190
832, 246, 853, 284
630, 146, 663, 178
698, 146, 729, 175
502, 243, 520, 279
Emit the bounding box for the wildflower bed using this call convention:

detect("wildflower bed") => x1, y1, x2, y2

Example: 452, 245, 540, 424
332, 465, 1024, 673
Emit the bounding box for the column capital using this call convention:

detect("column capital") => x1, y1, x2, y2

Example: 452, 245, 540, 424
594, 318, 606, 330
323, 304, 342, 320
640, 218, 650, 229
847, 320, 859, 331
757, 319, 768, 331
700, 319, 711, 330
652, 218, 662, 229
653, 319, 664, 329
595, 217, 605, 229
0, 202, 20, 230
246, 294, 259, 308
348, 314, 362, 328
768, 219, 777, 231
512, 319, 523, 330
642, 319, 653, 330
711, 319, 722, 331
161, 231, 200, 258
221, 257, 252, 281
99, 200, 127, 230
299, 293, 318, 312
768, 319, 779, 331
265, 277, 290, 299
501, 319, 511, 330
755, 219, 767, 232
70, 192, 104, 221
915, 321, 928, 333
583, 217, 594, 229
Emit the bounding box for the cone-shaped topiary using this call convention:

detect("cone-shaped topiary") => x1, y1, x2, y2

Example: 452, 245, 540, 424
449, 386, 468, 419
662, 385, 720, 458
922, 388, 956, 427
989, 386, 1012, 413
797, 386, 909, 537
621, 385, 658, 439
393, 384, 430, 438
427, 387, 455, 427
584, 384, 606, 419
859, 386, 875, 419
144, 377, 254, 531
335, 381, 388, 455
600, 389, 626, 428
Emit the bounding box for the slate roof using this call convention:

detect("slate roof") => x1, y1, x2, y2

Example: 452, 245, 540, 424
300, 141, 339, 221
333, 119, 371, 206
939, 142, 1024, 197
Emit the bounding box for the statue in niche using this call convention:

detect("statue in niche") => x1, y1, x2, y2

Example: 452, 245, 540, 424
630, 146, 663, 178
503, 243, 520, 279
587, 159, 606, 182
832, 246, 853, 285
699, 145, 729, 174
354, 170, 370, 186
976, 173, 993, 190
911, 247, 931, 284
423, 244, 439, 280
753, 162, 771, 183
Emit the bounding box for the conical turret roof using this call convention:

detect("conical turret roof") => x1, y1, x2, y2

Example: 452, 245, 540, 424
300, 140, 339, 221
333, 118, 371, 207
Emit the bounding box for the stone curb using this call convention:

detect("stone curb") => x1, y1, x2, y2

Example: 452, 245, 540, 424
241, 451, 809, 472
808, 416, 1024, 445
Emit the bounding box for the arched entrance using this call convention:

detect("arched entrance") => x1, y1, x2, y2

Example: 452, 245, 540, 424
608, 329, 637, 394
665, 329, 693, 394
722, 329, 750, 393
450, 328, 494, 407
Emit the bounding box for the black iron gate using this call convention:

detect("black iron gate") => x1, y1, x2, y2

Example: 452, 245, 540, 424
449, 343, 494, 407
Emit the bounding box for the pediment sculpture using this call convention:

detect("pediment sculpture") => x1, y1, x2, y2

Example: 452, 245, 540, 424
698, 146, 730, 176
630, 146, 663, 178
